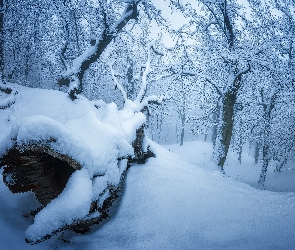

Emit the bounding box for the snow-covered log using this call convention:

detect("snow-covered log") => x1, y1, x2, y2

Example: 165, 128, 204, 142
0, 39, 162, 243
0, 86, 152, 243
0, 114, 136, 243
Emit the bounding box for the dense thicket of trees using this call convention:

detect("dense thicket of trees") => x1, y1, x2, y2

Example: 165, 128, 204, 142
1, 0, 294, 184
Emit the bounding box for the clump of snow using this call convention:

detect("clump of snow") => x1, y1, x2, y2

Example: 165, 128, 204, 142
65, 110, 133, 177
120, 111, 146, 144
101, 102, 122, 129
25, 169, 92, 243
92, 175, 109, 201
0, 83, 18, 109
7, 115, 92, 170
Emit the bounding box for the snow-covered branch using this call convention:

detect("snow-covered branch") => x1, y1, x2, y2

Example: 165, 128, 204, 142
59, 1, 139, 99
204, 77, 223, 97
224, 62, 250, 93
138, 95, 165, 111
203, 20, 219, 32
109, 40, 165, 113
109, 62, 128, 103
135, 42, 153, 104
232, 62, 251, 86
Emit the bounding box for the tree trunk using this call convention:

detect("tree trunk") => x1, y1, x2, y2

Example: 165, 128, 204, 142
258, 144, 269, 184
0, 0, 4, 81
180, 126, 184, 146
237, 122, 243, 164
217, 91, 237, 170
212, 103, 220, 146
258, 91, 277, 184
254, 142, 260, 164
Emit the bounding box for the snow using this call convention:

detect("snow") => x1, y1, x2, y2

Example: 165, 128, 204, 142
25, 169, 92, 243
0, 85, 295, 249
0, 83, 18, 109
59, 142, 295, 250
1, 115, 93, 170
165, 141, 295, 192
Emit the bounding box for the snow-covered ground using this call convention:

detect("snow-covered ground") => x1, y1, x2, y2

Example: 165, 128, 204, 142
0, 85, 295, 249
165, 141, 295, 192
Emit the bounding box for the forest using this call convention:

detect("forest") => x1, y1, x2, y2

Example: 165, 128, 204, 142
0, 0, 294, 249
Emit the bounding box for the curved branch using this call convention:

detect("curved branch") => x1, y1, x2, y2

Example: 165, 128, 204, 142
59, 2, 139, 97
204, 77, 223, 97
109, 63, 128, 103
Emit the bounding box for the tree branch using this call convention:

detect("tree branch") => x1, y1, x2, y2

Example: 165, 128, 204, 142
135, 42, 152, 104
59, 1, 139, 97
204, 77, 223, 97
109, 62, 128, 103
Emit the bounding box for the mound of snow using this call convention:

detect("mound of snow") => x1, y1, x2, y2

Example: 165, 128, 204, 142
61, 142, 295, 250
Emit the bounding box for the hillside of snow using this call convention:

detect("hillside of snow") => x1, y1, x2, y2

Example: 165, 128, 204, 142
0, 85, 295, 249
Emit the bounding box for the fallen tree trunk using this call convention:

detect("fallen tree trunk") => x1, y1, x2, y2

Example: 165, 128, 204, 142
1, 146, 79, 205
0, 114, 154, 243
0, 142, 132, 243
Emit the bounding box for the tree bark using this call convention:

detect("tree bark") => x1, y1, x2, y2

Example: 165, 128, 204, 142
0, 0, 4, 81
1, 146, 80, 205
218, 91, 237, 169
212, 103, 220, 146
132, 125, 155, 163
258, 144, 269, 184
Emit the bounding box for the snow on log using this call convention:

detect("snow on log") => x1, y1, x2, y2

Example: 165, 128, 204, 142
0, 109, 145, 243
0, 84, 157, 244
0, 83, 18, 109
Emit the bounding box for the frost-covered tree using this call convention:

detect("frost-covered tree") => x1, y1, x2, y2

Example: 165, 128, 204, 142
242, 0, 295, 182
166, 0, 252, 171
109, 41, 164, 160
2, 1, 164, 97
